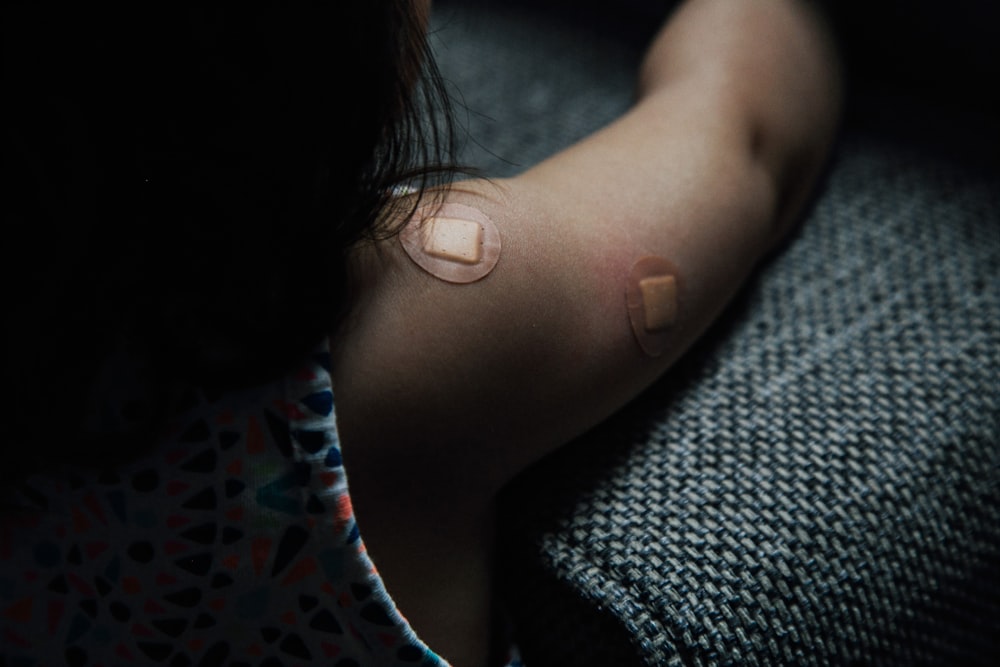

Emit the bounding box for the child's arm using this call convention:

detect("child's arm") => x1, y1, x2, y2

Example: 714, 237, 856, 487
331, 0, 842, 494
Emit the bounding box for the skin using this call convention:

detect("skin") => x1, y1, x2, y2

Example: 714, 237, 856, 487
330, 1, 842, 664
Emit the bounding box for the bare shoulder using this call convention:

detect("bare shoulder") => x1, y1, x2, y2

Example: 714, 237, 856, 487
328, 177, 627, 496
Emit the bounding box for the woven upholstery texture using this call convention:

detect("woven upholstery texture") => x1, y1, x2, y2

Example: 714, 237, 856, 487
432, 2, 1000, 665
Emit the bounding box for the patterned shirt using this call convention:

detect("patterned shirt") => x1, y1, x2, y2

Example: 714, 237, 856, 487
1, 344, 452, 666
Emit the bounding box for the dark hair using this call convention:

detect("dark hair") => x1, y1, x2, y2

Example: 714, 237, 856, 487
3, 3, 457, 480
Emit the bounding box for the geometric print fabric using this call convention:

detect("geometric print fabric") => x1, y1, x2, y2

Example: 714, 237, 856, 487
1, 345, 448, 666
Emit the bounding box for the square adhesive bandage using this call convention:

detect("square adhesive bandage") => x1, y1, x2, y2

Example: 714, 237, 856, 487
639, 275, 677, 331
400, 201, 502, 283
626, 255, 679, 357
421, 217, 484, 265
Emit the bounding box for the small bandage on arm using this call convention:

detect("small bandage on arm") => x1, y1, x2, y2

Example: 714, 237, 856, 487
626, 256, 680, 357
638, 274, 677, 330
400, 202, 501, 283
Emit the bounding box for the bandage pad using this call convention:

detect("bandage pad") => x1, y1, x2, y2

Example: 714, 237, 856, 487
399, 202, 501, 283
626, 256, 679, 357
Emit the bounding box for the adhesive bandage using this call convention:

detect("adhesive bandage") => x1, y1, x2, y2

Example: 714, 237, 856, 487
399, 202, 501, 283
626, 255, 679, 357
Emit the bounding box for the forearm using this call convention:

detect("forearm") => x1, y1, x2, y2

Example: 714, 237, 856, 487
640, 0, 843, 236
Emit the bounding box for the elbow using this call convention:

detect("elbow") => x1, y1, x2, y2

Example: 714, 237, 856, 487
745, 85, 843, 246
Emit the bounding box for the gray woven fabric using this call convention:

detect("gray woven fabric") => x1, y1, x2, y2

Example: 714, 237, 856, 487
432, 2, 1000, 665
429, 1, 640, 177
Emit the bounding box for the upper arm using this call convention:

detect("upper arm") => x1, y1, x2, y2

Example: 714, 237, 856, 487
329, 0, 841, 495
